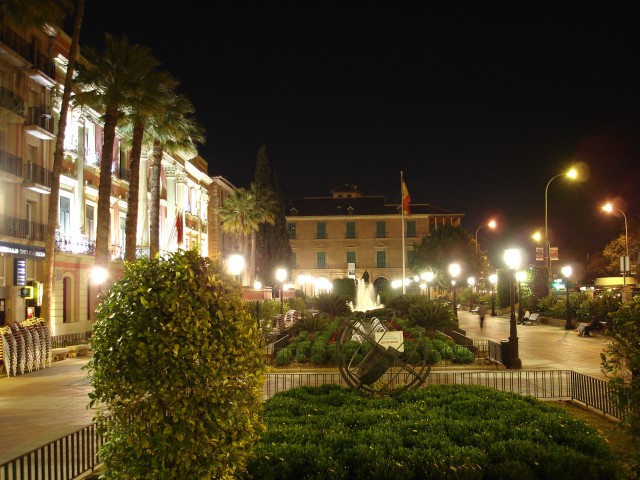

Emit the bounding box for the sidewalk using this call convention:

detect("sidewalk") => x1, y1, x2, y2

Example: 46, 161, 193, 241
0, 311, 610, 465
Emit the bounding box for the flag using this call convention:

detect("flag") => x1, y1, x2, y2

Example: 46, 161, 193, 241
402, 180, 411, 215
176, 212, 183, 245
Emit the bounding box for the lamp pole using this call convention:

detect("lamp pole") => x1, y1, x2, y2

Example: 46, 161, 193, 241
544, 169, 578, 286
515, 270, 526, 323
275, 268, 287, 316
561, 265, 572, 330
449, 263, 460, 317
489, 273, 497, 316
504, 249, 522, 369
468, 277, 475, 311
602, 203, 629, 290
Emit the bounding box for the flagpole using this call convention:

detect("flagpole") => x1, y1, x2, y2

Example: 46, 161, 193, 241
401, 171, 406, 294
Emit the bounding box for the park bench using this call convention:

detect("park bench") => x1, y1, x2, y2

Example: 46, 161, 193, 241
470, 307, 479, 314
522, 312, 540, 325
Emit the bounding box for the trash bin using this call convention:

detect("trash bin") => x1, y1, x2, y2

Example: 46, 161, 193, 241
500, 340, 510, 368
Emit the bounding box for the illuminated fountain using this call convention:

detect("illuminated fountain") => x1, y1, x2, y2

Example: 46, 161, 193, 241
350, 280, 382, 312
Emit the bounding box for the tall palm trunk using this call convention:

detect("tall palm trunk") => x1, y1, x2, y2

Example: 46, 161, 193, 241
149, 138, 163, 257
41, 0, 84, 324
94, 104, 119, 267
124, 121, 144, 262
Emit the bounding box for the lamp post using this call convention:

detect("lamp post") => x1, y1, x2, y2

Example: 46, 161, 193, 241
489, 273, 497, 316
515, 270, 526, 323
561, 265, 572, 330
275, 267, 287, 316
449, 263, 460, 317
420, 271, 434, 301
468, 276, 475, 311
544, 168, 578, 285
475, 220, 497, 253
253, 279, 262, 330
504, 249, 522, 369
227, 254, 245, 282
602, 202, 629, 290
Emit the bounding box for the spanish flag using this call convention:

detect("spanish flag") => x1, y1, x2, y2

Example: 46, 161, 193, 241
402, 179, 411, 215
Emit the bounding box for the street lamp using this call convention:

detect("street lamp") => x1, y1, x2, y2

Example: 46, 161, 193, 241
253, 279, 262, 329
475, 220, 497, 253
561, 265, 572, 330
468, 276, 475, 311
544, 168, 578, 285
602, 202, 629, 290
449, 263, 460, 317
420, 271, 434, 301
515, 270, 527, 323
275, 267, 287, 316
504, 248, 522, 369
489, 273, 498, 316
227, 254, 245, 282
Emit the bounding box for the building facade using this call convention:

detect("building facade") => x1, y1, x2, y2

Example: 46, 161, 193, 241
286, 183, 464, 294
0, 20, 239, 334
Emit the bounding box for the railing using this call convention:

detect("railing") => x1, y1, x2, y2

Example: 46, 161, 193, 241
50, 332, 92, 348
55, 232, 96, 256
25, 107, 54, 136
23, 162, 52, 190
0, 25, 31, 60
30, 51, 56, 83
0, 86, 24, 117
0, 148, 22, 177
0, 369, 623, 480
0, 214, 46, 241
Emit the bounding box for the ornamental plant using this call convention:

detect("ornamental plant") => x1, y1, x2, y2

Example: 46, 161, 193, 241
86, 249, 267, 479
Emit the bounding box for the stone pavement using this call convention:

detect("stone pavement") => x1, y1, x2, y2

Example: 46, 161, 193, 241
0, 310, 609, 465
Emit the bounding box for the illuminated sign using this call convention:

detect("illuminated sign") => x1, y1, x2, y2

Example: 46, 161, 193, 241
14, 258, 26, 286
0, 242, 45, 258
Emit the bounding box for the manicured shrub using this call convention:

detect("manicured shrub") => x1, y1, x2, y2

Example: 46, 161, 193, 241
88, 249, 266, 479
275, 348, 293, 366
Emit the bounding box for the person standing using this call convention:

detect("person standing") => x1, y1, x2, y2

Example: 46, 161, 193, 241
478, 303, 487, 328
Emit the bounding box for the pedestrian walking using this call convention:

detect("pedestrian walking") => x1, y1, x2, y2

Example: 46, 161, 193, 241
478, 303, 487, 328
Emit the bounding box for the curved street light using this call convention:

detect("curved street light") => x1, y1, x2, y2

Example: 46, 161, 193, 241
475, 220, 497, 253
275, 267, 288, 316
544, 168, 578, 284
602, 202, 629, 290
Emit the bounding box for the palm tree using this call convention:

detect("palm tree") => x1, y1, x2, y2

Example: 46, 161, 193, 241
218, 182, 277, 285
148, 93, 204, 257
3, 0, 81, 324
119, 70, 179, 263
73, 33, 160, 267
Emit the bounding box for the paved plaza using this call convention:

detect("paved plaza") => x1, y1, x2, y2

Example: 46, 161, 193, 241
0, 310, 609, 465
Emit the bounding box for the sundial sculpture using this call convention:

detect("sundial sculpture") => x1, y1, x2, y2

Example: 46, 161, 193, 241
335, 314, 431, 396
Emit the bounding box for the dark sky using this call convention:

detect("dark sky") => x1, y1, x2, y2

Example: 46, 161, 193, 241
70, 2, 640, 272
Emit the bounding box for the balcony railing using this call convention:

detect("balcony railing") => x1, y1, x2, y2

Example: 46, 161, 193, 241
0, 148, 22, 177
0, 25, 31, 61
25, 107, 54, 135
109, 243, 124, 260
0, 214, 46, 241
0, 86, 24, 117
55, 232, 95, 255
30, 50, 56, 82
23, 162, 52, 190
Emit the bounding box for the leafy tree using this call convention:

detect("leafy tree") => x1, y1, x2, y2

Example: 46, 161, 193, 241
73, 34, 160, 267
0, 0, 72, 28
253, 145, 292, 286
410, 225, 482, 290
87, 249, 266, 479
218, 182, 277, 286
601, 296, 640, 441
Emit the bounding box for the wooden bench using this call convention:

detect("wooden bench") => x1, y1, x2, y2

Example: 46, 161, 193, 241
521, 313, 540, 325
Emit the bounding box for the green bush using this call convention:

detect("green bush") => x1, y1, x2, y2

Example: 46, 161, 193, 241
87, 249, 266, 479
275, 348, 294, 366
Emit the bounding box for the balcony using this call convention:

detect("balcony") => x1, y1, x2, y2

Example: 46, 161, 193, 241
0, 25, 31, 68
0, 148, 22, 182
0, 86, 24, 122
55, 232, 95, 255
24, 107, 55, 140
23, 162, 52, 194
26, 51, 56, 87
0, 214, 46, 241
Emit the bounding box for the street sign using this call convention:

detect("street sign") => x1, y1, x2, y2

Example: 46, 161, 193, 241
535, 247, 544, 261
550, 247, 559, 261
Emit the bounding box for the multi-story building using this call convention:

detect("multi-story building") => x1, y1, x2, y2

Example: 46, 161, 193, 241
286, 183, 464, 294
0, 20, 238, 334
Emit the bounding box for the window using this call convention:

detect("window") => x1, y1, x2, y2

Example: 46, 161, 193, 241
376, 251, 387, 268
119, 216, 126, 257
346, 221, 356, 238
316, 222, 326, 239
346, 251, 356, 264
85, 204, 95, 241
316, 252, 326, 268
407, 220, 416, 238
376, 221, 386, 238
59, 196, 70, 236
287, 222, 296, 239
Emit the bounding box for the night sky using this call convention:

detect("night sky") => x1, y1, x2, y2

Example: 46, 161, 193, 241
69, 2, 640, 272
